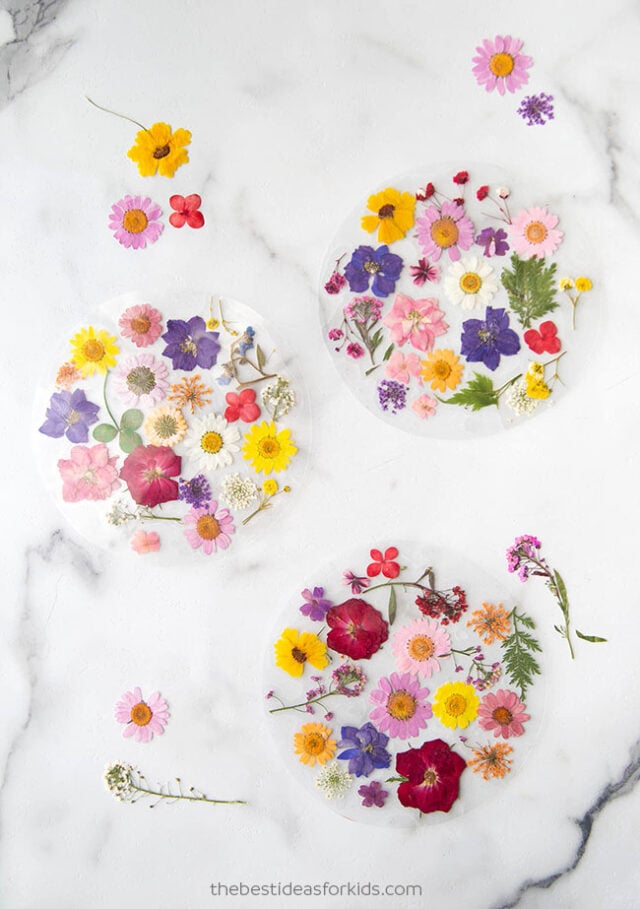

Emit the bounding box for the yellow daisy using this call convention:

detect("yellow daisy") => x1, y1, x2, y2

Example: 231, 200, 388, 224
432, 681, 479, 730
420, 349, 464, 392
127, 122, 192, 178
70, 326, 119, 377
293, 723, 336, 767
360, 187, 416, 244
274, 628, 328, 677
242, 421, 297, 475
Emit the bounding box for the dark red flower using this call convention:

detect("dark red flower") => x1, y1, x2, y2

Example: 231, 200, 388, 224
396, 739, 466, 813
324, 272, 347, 294
452, 197, 465, 207
523, 320, 561, 355
119, 445, 181, 507
415, 182, 435, 201
169, 194, 205, 229
326, 598, 389, 661
476, 185, 489, 201
224, 388, 260, 423
367, 547, 400, 579
453, 171, 469, 185
416, 585, 468, 624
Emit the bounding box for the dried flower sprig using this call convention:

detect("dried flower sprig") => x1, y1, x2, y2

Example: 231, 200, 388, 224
103, 762, 247, 807
506, 535, 606, 659
560, 276, 592, 329
241, 480, 290, 525
267, 662, 367, 715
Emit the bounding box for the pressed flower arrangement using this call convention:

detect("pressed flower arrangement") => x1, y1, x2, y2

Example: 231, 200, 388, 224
264, 543, 544, 825
36, 293, 308, 554
321, 167, 595, 437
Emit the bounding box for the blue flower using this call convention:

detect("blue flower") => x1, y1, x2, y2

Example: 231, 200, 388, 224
238, 327, 255, 356
337, 722, 391, 777
161, 316, 220, 371
460, 306, 520, 371
344, 245, 403, 298
39, 389, 100, 443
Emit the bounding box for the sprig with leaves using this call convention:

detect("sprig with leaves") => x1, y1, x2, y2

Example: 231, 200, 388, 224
103, 762, 246, 807
438, 372, 521, 412
501, 608, 542, 700
501, 253, 558, 329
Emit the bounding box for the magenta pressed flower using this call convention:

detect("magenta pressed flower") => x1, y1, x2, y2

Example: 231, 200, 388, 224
119, 445, 181, 508
342, 570, 370, 595
478, 689, 530, 738
57, 444, 121, 503
114, 687, 170, 743
369, 671, 432, 740
358, 780, 388, 808
299, 586, 333, 622
415, 201, 475, 263
391, 617, 451, 678
346, 342, 365, 359
183, 500, 235, 554
109, 195, 164, 250
409, 257, 441, 285
472, 35, 533, 95
396, 739, 466, 813
382, 293, 448, 352
510, 207, 563, 260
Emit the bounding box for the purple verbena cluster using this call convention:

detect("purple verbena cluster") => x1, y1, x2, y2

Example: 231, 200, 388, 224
178, 473, 212, 508
377, 379, 407, 413
517, 92, 555, 127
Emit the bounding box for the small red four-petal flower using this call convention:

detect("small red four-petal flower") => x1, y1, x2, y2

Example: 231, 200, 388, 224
367, 547, 400, 579
523, 320, 561, 355
168, 194, 205, 229
224, 388, 260, 423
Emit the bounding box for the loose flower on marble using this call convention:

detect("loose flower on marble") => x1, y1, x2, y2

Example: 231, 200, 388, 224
561, 275, 592, 329
183, 413, 241, 471
169, 193, 204, 228
70, 326, 119, 377
344, 245, 403, 298
219, 473, 259, 510
411, 393, 437, 419
342, 570, 370, 595
377, 379, 407, 414
127, 121, 192, 178
119, 444, 181, 507
475, 226, 510, 258
261, 379, 295, 420
130, 529, 160, 554
114, 687, 170, 743
367, 547, 400, 579
143, 404, 188, 446
369, 671, 432, 739
242, 421, 297, 475
275, 628, 329, 677
517, 92, 554, 126
183, 500, 235, 554
293, 722, 336, 766
478, 689, 530, 738
55, 362, 82, 390
360, 187, 416, 244
382, 294, 448, 352
39, 389, 100, 443
109, 195, 164, 250
432, 681, 479, 730
523, 320, 561, 355
472, 35, 532, 95
416, 585, 468, 625
58, 443, 121, 502
467, 603, 511, 645
525, 361, 551, 400
119, 303, 164, 348
409, 257, 440, 285
103, 761, 246, 806
224, 388, 261, 423
178, 473, 212, 508
396, 738, 466, 813
510, 207, 563, 261
385, 350, 422, 385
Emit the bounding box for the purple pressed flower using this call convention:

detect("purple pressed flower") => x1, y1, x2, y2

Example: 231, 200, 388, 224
332, 662, 367, 697
39, 389, 100, 443
460, 306, 520, 371
342, 569, 370, 594
161, 316, 221, 371
506, 534, 546, 580
358, 780, 389, 808
475, 227, 510, 258
344, 245, 403, 298
325, 272, 347, 294
338, 722, 391, 777
517, 92, 555, 127
409, 257, 441, 285
178, 474, 212, 507
299, 586, 333, 622
377, 379, 407, 413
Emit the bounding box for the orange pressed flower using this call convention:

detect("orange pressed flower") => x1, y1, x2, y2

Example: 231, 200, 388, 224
467, 742, 513, 780
467, 602, 511, 645
168, 374, 212, 414
293, 723, 336, 767
55, 362, 82, 390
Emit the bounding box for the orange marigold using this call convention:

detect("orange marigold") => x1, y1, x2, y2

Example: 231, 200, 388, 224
168, 374, 212, 414
467, 742, 513, 780
467, 602, 511, 645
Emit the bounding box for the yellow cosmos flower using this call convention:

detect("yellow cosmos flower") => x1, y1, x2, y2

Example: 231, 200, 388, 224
432, 681, 479, 730
361, 187, 416, 244
293, 723, 336, 766
70, 326, 119, 377
243, 421, 297, 475
525, 362, 551, 400
420, 349, 464, 392
275, 628, 328, 677
127, 122, 192, 178
575, 276, 592, 293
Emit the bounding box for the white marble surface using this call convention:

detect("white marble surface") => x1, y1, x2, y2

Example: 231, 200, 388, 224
2, 0, 640, 906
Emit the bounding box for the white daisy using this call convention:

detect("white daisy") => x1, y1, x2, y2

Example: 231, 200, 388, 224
183, 413, 241, 471
443, 256, 498, 310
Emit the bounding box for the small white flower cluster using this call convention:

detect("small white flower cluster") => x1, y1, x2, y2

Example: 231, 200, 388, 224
105, 499, 141, 527
314, 762, 353, 800
505, 380, 539, 417
261, 376, 296, 418
104, 761, 134, 801
220, 474, 260, 510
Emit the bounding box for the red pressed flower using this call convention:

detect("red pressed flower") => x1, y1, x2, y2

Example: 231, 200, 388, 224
523, 320, 561, 355
396, 739, 466, 813
325, 598, 389, 661
224, 388, 260, 423
168, 194, 205, 229
415, 182, 435, 201
452, 197, 465, 206
367, 547, 400, 579
453, 170, 469, 185
119, 445, 181, 507
416, 585, 468, 624
476, 185, 490, 201
324, 272, 347, 294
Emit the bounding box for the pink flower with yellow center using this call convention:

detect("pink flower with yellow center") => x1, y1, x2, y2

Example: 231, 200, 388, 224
472, 35, 532, 95
391, 618, 451, 678
369, 671, 432, 740
415, 201, 475, 263
478, 689, 530, 738
510, 206, 563, 260
114, 687, 170, 743
382, 294, 448, 352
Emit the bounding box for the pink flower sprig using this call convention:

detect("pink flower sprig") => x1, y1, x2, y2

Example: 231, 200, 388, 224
267, 662, 367, 715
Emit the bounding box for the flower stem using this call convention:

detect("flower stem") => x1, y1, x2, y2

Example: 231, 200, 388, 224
364, 579, 430, 596
131, 781, 246, 805
242, 497, 271, 526
85, 96, 150, 133
269, 691, 339, 714
102, 371, 120, 430
140, 513, 182, 523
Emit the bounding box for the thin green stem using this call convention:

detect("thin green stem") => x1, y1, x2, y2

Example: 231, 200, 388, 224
102, 371, 119, 430
364, 579, 429, 596
132, 782, 246, 805
269, 691, 339, 714
140, 514, 182, 523
85, 96, 149, 133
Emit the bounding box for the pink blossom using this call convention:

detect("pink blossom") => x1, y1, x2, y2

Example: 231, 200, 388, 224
382, 294, 448, 352
478, 689, 530, 738
411, 394, 438, 419
385, 350, 422, 384
57, 444, 121, 503
415, 200, 475, 263
119, 445, 181, 507
130, 529, 161, 554
114, 687, 170, 743
509, 206, 563, 260
118, 303, 163, 348
183, 500, 235, 555
472, 35, 532, 96
346, 342, 365, 359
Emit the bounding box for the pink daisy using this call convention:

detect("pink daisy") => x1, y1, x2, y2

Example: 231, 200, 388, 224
411, 394, 437, 419
130, 529, 161, 554
382, 294, 448, 352
57, 443, 121, 503
119, 303, 164, 348
112, 353, 169, 407
510, 206, 563, 260
478, 689, 530, 738
114, 687, 170, 743
415, 201, 475, 263
472, 35, 532, 95
109, 195, 164, 250
391, 617, 451, 678
369, 671, 432, 740
385, 350, 422, 385
183, 500, 235, 555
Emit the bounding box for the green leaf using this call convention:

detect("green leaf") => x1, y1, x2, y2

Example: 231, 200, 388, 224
93, 423, 118, 443
439, 373, 498, 411
388, 587, 397, 626
501, 253, 558, 329
576, 630, 608, 643
370, 328, 383, 353
382, 343, 395, 362
120, 409, 144, 431
256, 344, 266, 371
119, 430, 142, 453
501, 608, 542, 701
553, 569, 570, 612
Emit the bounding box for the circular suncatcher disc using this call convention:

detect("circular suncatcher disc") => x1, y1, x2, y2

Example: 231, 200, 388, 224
34, 292, 309, 557
264, 541, 544, 826
320, 165, 596, 437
